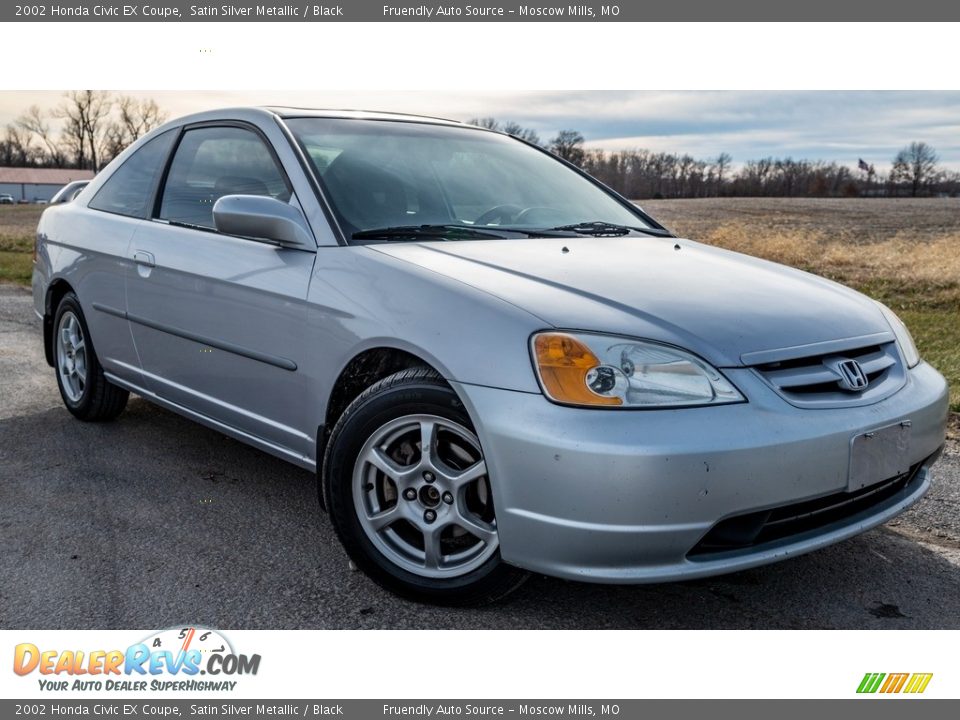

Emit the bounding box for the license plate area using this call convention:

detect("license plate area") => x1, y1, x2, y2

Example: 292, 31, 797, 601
849, 421, 911, 492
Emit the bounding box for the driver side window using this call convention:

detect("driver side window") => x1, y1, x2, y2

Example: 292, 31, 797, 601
158, 125, 291, 230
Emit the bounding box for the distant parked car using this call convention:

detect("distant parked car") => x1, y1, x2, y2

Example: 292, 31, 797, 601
50, 181, 89, 205
0, 193, 16, 205
32, 198, 48, 205
32, 107, 950, 605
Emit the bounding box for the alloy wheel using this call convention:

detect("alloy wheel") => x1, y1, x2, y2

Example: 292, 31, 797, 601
352, 414, 499, 578
56, 310, 87, 403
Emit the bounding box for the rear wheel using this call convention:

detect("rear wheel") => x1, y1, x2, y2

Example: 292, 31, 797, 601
53, 292, 128, 422
323, 367, 527, 605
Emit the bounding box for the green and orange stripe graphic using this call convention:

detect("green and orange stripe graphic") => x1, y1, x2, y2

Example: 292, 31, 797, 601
857, 672, 933, 694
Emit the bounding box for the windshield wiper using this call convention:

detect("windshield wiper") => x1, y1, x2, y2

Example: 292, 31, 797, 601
352, 222, 666, 242
546, 221, 671, 237
352, 224, 510, 241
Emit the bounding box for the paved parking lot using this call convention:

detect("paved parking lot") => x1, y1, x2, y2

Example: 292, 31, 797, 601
1, 283, 958, 629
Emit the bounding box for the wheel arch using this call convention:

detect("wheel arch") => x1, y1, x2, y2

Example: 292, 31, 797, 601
317, 346, 459, 510
43, 278, 76, 367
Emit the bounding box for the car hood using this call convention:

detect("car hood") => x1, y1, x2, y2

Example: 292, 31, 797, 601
369, 236, 892, 367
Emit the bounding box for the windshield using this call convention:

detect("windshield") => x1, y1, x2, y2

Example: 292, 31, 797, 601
285, 118, 656, 241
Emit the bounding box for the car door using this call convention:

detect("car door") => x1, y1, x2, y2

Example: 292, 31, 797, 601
77, 129, 178, 387
125, 123, 317, 460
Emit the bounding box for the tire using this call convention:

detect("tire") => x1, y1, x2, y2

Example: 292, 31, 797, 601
322, 367, 528, 606
53, 292, 129, 422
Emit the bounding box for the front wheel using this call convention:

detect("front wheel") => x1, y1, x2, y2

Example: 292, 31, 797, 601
322, 367, 527, 605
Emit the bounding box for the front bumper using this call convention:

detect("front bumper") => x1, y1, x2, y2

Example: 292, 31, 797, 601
451, 361, 949, 583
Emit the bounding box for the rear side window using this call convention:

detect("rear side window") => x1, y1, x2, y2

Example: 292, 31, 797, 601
88, 130, 176, 218
158, 126, 291, 229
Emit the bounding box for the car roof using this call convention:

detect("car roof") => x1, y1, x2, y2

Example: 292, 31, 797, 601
153, 106, 483, 133
264, 106, 468, 127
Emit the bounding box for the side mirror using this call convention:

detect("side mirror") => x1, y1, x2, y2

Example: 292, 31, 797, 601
213, 194, 314, 248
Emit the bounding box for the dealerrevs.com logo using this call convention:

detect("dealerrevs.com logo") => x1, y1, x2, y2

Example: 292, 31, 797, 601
857, 673, 933, 694
13, 627, 261, 692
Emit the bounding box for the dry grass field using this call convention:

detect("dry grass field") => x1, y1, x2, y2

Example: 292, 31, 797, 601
0, 204, 42, 285
2, 198, 958, 416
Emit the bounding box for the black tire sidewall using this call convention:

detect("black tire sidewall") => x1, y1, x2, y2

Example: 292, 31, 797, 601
325, 376, 521, 604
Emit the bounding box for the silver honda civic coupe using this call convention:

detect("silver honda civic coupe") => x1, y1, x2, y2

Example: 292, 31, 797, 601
33, 108, 948, 605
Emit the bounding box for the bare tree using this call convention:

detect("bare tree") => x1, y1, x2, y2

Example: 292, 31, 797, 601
104, 96, 168, 162
468, 117, 542, 146
501, 121, 541, 146
714, 152, 732, 195
890, 141, 940, 197
675, 154, 696, 197
54, 90, 113, 170
549, 129, 585, 166
118, 96, 166, 139
16, 105, 67, 167
574, 144, 904, 200
468, 117, 501, 130
1, 125, 37, 166
3, 93, 169, 169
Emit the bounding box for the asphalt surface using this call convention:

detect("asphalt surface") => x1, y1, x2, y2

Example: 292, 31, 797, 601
1, 283, 959, 629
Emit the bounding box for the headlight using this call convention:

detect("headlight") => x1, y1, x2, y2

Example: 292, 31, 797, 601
876, 303, 920, 368
531, 331, 745, 408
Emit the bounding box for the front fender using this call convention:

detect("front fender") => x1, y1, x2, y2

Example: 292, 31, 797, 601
307, 246, 548, 396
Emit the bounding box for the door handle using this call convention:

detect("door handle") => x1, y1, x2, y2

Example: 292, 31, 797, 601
132, 250, 155, 268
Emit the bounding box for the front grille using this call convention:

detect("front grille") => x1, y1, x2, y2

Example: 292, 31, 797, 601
753, 341, 905, 408
688, 462, 922, 558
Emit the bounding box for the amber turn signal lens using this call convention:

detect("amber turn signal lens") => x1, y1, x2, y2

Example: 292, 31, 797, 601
533, 333, 622, 406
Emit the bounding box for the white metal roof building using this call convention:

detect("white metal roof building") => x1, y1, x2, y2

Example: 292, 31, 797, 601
0, 167, 95, 202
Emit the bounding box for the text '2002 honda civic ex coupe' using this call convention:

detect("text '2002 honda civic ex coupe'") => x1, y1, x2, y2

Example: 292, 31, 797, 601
32, 108, 949, 604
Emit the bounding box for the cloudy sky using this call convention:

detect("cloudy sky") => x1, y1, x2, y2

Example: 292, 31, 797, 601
2, 90, 959, 171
